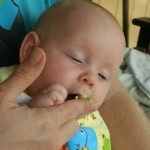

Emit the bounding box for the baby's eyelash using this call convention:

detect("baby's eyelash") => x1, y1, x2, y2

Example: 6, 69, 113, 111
98, 73, 106, 80
71, 57, 82, 63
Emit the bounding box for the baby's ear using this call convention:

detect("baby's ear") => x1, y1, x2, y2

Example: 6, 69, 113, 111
19, 31, 40, 63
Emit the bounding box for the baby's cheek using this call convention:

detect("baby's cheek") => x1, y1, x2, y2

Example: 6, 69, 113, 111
96, 98, 104, 107
94, 88, 109, 106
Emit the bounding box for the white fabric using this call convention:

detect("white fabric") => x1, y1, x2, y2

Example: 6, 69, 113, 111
118, 48, 150, 111
16, 92, 31, 104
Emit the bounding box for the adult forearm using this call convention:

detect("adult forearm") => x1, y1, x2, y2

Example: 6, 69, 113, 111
99, 76, 150, 150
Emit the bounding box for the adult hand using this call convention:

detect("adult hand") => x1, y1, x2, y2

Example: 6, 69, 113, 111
0, 47, 98, 150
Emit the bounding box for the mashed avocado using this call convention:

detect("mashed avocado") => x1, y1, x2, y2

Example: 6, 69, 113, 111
75, 95, 93, 102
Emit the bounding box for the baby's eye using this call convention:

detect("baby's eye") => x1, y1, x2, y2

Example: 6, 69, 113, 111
71, 57, 82, 64
98, 73, 106, 80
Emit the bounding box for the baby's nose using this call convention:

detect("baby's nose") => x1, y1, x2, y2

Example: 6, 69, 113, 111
79, 71, 96, 88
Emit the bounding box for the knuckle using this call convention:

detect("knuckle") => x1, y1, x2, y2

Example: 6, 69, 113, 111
52, 84, 67, 97
70, 100, 90, 118
41, 91, 52, 101
62, 102, 79, 118
14, 65, 34, 82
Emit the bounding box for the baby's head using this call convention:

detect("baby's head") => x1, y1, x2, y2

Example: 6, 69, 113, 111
19, 0, 125, 107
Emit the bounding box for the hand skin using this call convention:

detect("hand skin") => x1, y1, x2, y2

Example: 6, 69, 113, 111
27, 83, 67, 107
0, 47, 98, 150
99, 75, 150, 150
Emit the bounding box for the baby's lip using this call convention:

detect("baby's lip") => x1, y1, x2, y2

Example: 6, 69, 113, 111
66, 93, 81, 101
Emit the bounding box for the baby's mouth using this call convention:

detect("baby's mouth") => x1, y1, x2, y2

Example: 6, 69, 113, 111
66, 93, 93, 102
66, 93, 79, 101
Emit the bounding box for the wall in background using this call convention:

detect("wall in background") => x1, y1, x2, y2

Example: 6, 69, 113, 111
92, 0, 150, 48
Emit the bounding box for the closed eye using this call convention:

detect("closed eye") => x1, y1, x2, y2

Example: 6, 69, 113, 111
71, 57, 82, 64
98, 73, 106, 80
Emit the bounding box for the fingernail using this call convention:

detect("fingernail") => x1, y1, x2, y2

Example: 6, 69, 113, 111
28, 48, 43, 65
91, 102, 99, 111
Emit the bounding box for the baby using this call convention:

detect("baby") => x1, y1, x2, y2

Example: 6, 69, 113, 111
22, 0, 124, 108
1, 0, 125, 149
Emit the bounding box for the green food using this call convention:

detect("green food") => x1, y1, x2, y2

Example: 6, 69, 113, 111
75, 95, 93, 102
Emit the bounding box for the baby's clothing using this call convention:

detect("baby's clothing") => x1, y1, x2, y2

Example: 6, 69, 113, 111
0, 66, 111, 150
61, 111, 111, 150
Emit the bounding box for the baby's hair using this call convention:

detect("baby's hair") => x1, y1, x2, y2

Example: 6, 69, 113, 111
33, 0, 120, 41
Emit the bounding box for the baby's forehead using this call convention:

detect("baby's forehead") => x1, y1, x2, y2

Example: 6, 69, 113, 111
35, 0, 120, 39
53, 2, 119, 31
59, 1, 115, 22
49, 0, 117, 25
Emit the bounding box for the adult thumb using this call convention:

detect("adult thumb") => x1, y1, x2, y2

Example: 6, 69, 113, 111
0, 47, 46, 103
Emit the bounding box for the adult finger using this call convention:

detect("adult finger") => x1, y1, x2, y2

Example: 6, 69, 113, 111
0, 47, 46, 101
47, 100, 99, 147
49, 99, 99, 127
56, 119, 79, 147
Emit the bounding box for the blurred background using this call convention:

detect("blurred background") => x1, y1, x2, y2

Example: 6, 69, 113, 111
92, 0, 150, 49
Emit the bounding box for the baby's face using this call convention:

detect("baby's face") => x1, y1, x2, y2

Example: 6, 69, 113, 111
28, 5, 125, 107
